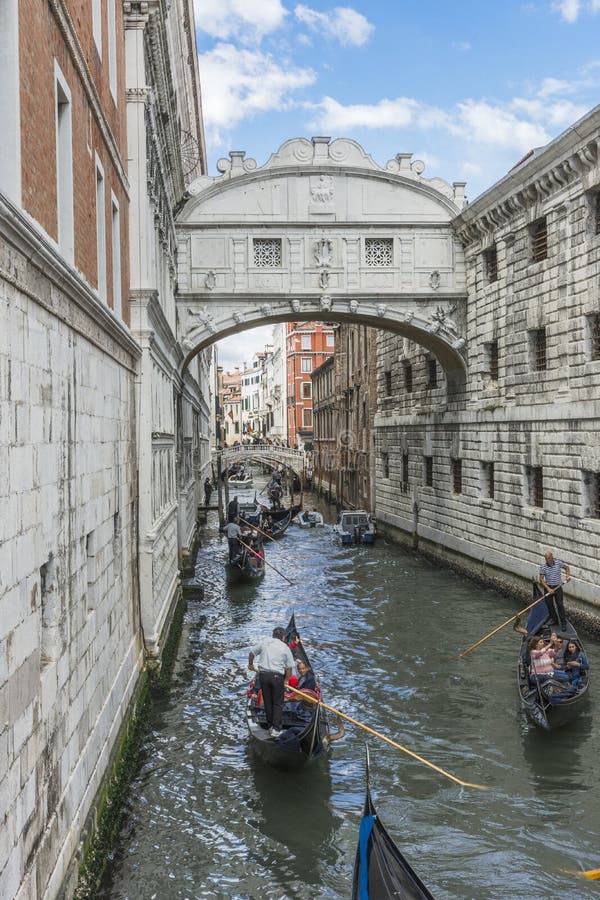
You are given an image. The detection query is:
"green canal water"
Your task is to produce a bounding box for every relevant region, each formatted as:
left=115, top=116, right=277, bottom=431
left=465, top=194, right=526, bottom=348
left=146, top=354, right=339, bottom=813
left=101, top=487, right=600, bottom=899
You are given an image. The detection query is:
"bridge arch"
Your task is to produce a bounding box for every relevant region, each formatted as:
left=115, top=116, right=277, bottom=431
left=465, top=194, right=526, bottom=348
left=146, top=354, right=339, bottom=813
left=176, top=136, right=468, bottom=392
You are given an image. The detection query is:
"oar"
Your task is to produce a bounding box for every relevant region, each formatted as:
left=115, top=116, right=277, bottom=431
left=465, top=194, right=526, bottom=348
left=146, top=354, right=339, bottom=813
left=286, top=686, right=486, bottom=790
left=239, top=516, right=276, bottom=544
left=458, top=585, right=561, bottom=658
left=238, top=538, right=294, bottom=586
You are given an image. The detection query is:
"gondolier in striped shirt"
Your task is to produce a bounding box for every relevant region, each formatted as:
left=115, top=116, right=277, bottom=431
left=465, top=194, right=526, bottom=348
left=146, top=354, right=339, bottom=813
left=248, top=627, right=294, bottom=738
left=539, top=550, right=571, bottom=631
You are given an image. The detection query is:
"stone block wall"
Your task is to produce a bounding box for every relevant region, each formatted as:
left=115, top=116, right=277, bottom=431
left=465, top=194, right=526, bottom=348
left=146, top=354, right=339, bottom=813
left=0, top=202, right=141, bottom=897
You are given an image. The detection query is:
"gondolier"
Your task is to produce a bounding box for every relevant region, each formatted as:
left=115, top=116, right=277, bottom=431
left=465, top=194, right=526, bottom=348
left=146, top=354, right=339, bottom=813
left=224, top=519, right=242, bottom=561
left=539, top=550, right=570, bottom=631
left=248, top=627, right=294, bottom=738
left=227, top=495, right=240, bottom=523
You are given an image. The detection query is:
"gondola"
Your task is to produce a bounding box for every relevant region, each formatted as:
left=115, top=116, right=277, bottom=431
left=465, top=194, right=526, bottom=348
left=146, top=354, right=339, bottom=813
left=261, top=501, right=302, bottom=522
left=517, top=583, right=590, bottom=730
left=352, top=749, right=434, bottom=900
left=226, top=539, right=265, bottom=584
left=246, top=614, right=333, bottom=771
left=263, top=510, right=292, bottom=540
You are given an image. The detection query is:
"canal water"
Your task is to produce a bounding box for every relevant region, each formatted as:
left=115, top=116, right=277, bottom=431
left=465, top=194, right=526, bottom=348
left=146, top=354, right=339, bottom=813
left=101, top=485, right=600, bottom=899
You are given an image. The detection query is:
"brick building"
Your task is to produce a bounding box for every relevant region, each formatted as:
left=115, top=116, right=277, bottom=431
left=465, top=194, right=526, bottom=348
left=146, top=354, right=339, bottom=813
left=286, top=321, right=335, bottom=448
left=312, top=356, right=336, bottom=499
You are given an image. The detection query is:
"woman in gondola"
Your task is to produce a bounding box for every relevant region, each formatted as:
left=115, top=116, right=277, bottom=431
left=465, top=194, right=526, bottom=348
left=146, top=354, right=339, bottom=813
left=562, top=640, right=589, bottom=683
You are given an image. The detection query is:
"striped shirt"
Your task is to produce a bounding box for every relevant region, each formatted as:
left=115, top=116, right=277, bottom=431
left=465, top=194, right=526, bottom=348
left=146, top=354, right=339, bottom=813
left=539, top=558, right=566, bottom=587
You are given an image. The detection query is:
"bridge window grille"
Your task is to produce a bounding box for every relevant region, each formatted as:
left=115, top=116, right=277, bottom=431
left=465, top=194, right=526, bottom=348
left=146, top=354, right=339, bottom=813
left=582, top=470, right=600, bottom=518
left=526, top=465, right=544, bottom=507
left=587, top=313, right=600, bottom=360
left=253, top=238, right=282, bottom=267
left=452, top=458, right=462, bottom=494
left=485, top=340, right=499, bottom=380
left=403, top=361, right=413, bottom=393
left=423, top=455, right=433, bottom=487
left=484, top=246, right=498, bottom=283
left=382, top=452, right=389, bottom=479
left=384, top=369, right=392, bottom=396
left=401, top=452, right=409, bottom=491
left=529, top=328, right=547, bottom=371
left=481, top=461, right=494, bottom=499
left=365, top=238, right=393, bottom=267
left=531, top=217, right=548, bottom=262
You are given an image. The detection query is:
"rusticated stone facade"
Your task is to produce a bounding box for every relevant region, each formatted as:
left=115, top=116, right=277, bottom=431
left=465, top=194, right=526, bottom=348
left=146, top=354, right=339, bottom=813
left=374, top=106, right=600, bottom=607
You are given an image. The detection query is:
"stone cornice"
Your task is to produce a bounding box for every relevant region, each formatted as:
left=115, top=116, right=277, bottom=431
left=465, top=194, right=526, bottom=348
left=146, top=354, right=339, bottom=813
left=453, top=105, right=600, bottom=247
left=49, top=0, right=130, bottom=195
left=0, top=192, right=141, bottom=366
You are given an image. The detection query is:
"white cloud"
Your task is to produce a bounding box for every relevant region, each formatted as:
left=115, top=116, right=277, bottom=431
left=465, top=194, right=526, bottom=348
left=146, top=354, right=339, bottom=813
left=455, top=100, right=551, bottom=149
left=194, top=0, right=287, bottom=43
left=511, top=97, right=588, bottom=127
left=552, top=0, right=582, bottom=21
left=309, top=95, right=418, bottom=131
left=451, top=41, right=472, bottom=51
left=217, top=326, right=275, bottom=370
left=537, top=76, right=577, bottom=96
left=199, top=43, right=316, bottom=139
left=294, top=4, right=374, bottom=46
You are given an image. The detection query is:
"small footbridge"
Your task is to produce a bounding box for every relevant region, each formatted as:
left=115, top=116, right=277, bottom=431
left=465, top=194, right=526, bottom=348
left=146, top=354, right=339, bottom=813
left=213, top=444, right=308, bottom=480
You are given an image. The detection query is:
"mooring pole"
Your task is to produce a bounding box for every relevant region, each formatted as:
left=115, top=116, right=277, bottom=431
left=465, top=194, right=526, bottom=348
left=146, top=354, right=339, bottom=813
left=216, top=455, right=224, bottom=527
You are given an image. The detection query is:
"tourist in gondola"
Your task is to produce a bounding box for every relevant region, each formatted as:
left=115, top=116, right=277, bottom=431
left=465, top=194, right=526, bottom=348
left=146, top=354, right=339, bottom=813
left=204, top=477, right=212, bottom=506
left=224, top=518, right=242, bottom=561
left=296, top=659, right=317, bottom=693
left=227, top=495, right=240, bottom=523
left=248, top=627, right=294, bottom=738
left=539, top=550, right=571, bottom=631
left=528, top=636, right=556, bottom=682
left=562, top=640, right=589, bottom=683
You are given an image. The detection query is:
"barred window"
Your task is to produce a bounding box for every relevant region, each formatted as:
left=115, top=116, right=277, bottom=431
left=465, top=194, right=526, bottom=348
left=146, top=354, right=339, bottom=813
left=382, top=452, right=389, bottom=479
left=484, top=246, right=498, bottom=283
left=481, top=461, right=494, bottom=499
left=384, top=370, right=392, bottom=396
left=452, top=458, right=462, bottom=494
left=531, top=217, right=547, bottom=262
left=529, top=328, right=547, bottom=371
left=365, top=238, right=393, bottom=267
left=423, top=455, right=433, bottom=487
left=402, top=452, right=409, bottom=491
left=426, top=357, right=437, bottom=388
left=253, top=238, right=282, bottom=267
left=582, top=470, right=600, bottom=518
left=587, top=313, right=600, bottom=361
left=526, top=466, right=544, bottom=507
left=404, top=361, right=413, bottom=393
left=485, top=340, right=499, bottom=380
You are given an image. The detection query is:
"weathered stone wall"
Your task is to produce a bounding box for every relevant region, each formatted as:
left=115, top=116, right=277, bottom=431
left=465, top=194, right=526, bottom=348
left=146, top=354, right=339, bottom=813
left=0, top=200, right=141, bottom=897
left=374, top=108, right=600, bottom=608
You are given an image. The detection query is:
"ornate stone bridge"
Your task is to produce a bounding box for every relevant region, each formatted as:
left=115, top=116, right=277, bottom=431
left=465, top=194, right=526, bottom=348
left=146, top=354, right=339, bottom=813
left=214, top=443, right=307, bottom=479
left=175, top=137, right=469, bottom=392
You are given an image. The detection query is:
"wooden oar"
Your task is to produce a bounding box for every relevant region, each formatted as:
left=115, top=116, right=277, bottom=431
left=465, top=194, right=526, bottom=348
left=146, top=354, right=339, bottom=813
left=458, top=585, right=561, bottom=658
left=239, top=516, right=276, bottom=544
left=286, top=686, right=486, bottom=790
left=237, top=538, right=294, bottom=586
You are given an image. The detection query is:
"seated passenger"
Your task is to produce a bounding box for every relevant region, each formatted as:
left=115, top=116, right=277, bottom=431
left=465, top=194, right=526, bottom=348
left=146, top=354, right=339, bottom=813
left=563, top=640, right=589, bottom=682
left=550, top=632, right=566, bottom=666
left=296, top=659, right=317, bottom=693
left=528, top=637, right=556, bottom=682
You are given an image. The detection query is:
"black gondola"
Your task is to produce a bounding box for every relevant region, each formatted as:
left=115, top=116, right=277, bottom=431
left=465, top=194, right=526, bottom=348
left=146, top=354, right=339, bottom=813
left=352, top=749, right=434, bottom=900
left=263, top=510, right=292, bottom=540
left=517, top=583, right=590, bottom=730
left=262, top=502, right=302, bottom=522
left=246, top=614, right=332, bottom=771
left=226, top=537, right=265, bottom=584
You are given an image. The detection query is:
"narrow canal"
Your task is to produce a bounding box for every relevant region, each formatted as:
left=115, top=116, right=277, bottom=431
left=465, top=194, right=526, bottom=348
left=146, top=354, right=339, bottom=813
left=101, top=486, right=600, bottom=899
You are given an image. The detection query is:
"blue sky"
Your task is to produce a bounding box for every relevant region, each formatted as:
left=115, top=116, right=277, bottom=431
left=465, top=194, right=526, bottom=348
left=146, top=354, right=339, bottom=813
left=193, top=0, right=600, bottom=366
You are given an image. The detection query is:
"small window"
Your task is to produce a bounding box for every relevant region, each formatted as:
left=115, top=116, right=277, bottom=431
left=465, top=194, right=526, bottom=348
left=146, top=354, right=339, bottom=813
left=526, top=466, right=544, bottom=507
left=301, top=382, right=312, bottom=399
left=384, top=370, right=392, bottom=396
left=401, top=452, right=409, bottom=491
left=529, top=328, right=547, bottom=371
left=301, top=358, right=312, bottom=373
left=301, top=334, right=312, bottom=350
left=484, top=246, right=498, bottom=283
left=403, top=361, right=413, bottom=393
left=485, top=340, right=499, bottom=381
left=531, top=217, right=547, bottom=262
left=40, top=557, right=58, bottom=666
left=426, top=357, right=437, bottom=388
left=481, top=461, right=494, bottom=499
left=382, top=452, right=389, bottom=479
left=253, top=238, right=282, bottom=267
left=55, top=65, right=74, bottom=262
left=86, top=531, right=96, bottom=611
left=302, top=408, right=313, bottom=427
left=365, top=237, right=393, bottom=267
left=111, top=194, right=121, bottom=317
left=92, top=0, right=102, bottom=55
left=452, top=458, right=462, bottom=494
left=423, top=456, right=433, bottom=487
left=95, top=156, right=107, bottom=302
left=587, top=313, right=600, bottom=361
left=582, top=470, right=600, bottom=518
left=107, top=0, right=117, bottom=99
left=326, top=332, right=335, bottom=347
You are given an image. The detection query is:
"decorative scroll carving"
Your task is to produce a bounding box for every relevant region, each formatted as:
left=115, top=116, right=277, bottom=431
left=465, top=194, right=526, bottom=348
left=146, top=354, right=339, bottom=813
left=187, top=306, right=216, bottom=334
left=429, top=270, right=441, bottom=290
left=311, top=175, right=334, bottom=203
left=314, top=238, right=333, bottom=267
left=204, top=270, right=216, bottom=290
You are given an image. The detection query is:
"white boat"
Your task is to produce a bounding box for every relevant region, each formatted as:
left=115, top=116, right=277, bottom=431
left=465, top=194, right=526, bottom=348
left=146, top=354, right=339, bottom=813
left=228, top=474, right=253, bottom=487
left=295, top=509, right=324, bottom=528
left=333, top=510, right=376, bottom=545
